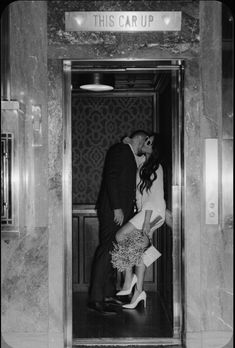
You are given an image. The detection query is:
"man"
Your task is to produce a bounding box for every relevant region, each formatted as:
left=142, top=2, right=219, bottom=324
left=88, top=130, right=148, bottom=314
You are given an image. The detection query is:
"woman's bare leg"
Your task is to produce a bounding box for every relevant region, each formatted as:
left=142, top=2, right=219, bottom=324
left=115, top=222, right=148, bottom=293
left=121, top=268, right=133, bottom=290
left=115, top=222, right=136, bottom=290
left=116, top=222, right=138, bottom=290
left=130, top=260, right=146, bottom=303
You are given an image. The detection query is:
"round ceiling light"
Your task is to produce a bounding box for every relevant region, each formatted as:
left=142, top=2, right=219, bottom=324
left=79, top=72, right=114, bottom=92
left=80, top=84, right=114, bottom=92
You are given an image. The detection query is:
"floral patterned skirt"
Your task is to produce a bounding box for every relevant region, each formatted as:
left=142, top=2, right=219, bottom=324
left=110, top=229, right=150, bottom=272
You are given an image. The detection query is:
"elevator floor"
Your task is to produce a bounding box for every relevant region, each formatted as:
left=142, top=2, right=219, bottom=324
left=73, top=291, right=173, bottom=339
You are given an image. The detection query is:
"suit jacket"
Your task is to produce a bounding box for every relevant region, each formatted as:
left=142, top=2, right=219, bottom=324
left=96, top=142, right=137, bottom=223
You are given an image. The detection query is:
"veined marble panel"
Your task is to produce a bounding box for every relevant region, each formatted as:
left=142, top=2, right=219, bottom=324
left=185, top=331, right=233, bottom=348
left=47, top=0, right=199, bottom=59
left=184, top=58, right=202, bottom=333
left=2, top=333, right=48, bottom=348
left=10, top=0, right=48, bottom=228
left=198, top=1, right=233, bottom=334
left=1, top=228, right=48, bottom=332
left=48, top=59, right=65, bottom=344
left=201, top=229, right=233, bottom=331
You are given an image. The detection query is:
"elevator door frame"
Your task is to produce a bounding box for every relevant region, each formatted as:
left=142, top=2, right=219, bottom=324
left=63, top=59, right=185, bottom=347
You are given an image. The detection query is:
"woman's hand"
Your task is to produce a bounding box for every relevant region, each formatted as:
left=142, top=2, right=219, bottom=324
left=122, top=136, right=131, bottom=144
left=147, top=230, right=153, bottom=244
left=142, top=222, right=152, bottom=245
left=142, top=222, right=150, bottom=237
left=142, top=210, right=152, bottom=240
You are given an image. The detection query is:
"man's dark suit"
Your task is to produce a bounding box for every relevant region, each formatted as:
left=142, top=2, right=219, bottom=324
left=89, top=142, right=137, bottom=303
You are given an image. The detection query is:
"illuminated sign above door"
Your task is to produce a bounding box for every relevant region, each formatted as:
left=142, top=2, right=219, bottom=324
left=65, top=11, right=182, bottom=32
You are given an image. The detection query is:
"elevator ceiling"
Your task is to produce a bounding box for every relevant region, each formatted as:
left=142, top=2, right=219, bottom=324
left=71, top=60, right=173, bottom=92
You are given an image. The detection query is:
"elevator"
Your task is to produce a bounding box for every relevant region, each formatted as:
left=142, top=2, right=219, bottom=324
left=0, top=2, right=233, bottom=348
left=63, top=59, right=184, bottom=346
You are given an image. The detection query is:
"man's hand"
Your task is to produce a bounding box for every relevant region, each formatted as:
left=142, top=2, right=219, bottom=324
left=114, top=209, right=124, bottom=226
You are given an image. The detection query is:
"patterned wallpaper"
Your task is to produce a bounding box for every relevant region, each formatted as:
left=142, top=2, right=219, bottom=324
left=72, top=95, right=153, bottom=204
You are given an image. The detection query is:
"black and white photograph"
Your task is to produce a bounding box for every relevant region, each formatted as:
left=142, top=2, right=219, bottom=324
left=1, top=1, right=233, bottom=348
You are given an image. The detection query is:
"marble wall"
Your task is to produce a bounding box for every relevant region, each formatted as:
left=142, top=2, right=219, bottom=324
left=1, top=1, right=233, bottom=348
left=1, top=228, right=48, bottom=332
left=47, top=59, right=65, bottom=348
left=48, top=0, right=199, bottom=60
left=1, top=1, right=49, bottom=348
left=184, top=3, right=233, bottom=347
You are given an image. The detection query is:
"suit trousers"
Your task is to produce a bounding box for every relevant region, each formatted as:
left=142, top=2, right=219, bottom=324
left=89, top=210, right=120, bottom=302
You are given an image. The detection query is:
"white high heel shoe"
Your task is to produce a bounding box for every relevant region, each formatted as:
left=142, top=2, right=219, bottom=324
left=122, top=290, right=147, bottom=309
left=116, top=274, right=137, bottom=296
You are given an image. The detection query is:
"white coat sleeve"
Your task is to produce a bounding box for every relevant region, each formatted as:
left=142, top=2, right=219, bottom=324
left=141, top=165, right=166, bottom=220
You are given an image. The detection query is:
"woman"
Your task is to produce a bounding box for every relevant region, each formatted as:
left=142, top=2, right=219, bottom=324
left=111, top=133, right=166, bottom=309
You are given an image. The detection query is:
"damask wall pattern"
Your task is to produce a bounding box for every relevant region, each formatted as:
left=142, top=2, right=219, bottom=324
left=72, top=95, right=153, bottom=204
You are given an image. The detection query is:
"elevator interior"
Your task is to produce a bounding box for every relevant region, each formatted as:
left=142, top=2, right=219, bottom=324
left=68, top=60, right=184, bottom=344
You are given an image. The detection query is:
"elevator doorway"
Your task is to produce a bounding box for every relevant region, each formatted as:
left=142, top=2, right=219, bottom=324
left=63, top=60, right=184, bottom=346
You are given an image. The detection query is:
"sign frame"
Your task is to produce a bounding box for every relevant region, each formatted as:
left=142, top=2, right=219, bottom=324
left=65, top=11, right=182, bottom=32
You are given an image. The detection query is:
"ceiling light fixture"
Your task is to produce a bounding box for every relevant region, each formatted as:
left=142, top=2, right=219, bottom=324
left=80, top=72, right=114, bottom=92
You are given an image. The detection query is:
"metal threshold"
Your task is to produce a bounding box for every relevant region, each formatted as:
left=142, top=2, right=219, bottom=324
left=73, top=337, right=181, bottom=346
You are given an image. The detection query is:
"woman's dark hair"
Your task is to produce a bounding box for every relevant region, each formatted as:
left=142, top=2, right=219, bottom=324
left=138, top=133, right=161, bottom=194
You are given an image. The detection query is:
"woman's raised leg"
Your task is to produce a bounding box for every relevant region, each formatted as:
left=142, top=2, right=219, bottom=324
left=130, top=260, right=146, bottom=304
left=115, top=221, right=135, bottom=242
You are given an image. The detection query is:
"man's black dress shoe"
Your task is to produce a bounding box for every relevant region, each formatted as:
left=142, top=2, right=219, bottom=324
left=88, top=301, right=117, bottom=315
left=104, top=296, right=124, bottom=306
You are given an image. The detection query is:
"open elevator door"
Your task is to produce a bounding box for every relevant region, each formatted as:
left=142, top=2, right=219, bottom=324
left=63, top=60, right=184, bottom=346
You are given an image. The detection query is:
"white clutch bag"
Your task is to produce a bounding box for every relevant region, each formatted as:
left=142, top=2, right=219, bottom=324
left=142, top=245, right=161, bottom=267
